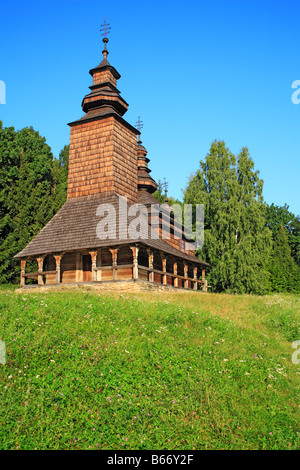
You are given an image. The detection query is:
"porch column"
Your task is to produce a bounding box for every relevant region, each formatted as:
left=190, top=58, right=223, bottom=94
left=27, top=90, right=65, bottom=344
left=193, top=265, right=198, bottom=291
left=161, top=254, right=167, bottom=285
left=109, top=248, right=118, bottom=280
left=147, top=249, right=154, bottom=282
left=20, top=259, right=26, bottom=287
left=130, top=246, right=139, bottom=280
left=173, top=260, right=178, bottom=287
left=184, top=262, right=189, bottom=289
left=75, top=252, right=82, bottom=282
left=37, top=255, right=45, bottom=285
left=89, top=251, right=98, bottom=282
left=54, top=254, right=62, bottom=284
left=97, top=249, right=102, bottom=281
left=202, top=268, right=207, bottom=292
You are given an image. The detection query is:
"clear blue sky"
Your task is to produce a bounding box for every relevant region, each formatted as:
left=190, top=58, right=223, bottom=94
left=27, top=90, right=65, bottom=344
left=1, top=0, right=299, bottom=215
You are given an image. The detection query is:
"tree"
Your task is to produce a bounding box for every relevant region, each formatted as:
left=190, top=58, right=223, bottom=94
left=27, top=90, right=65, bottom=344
left=152, top=179, right=167, bottom=203
left=184, top=140, right=272, bottom=294
left=52, top=144, right=69, bottom=211
left=153, top=178, right=182, bottom=206
left=269, top=224, right=300, bottom=292
left=265, top=203, right=300, bottom=266
left=0, top=122, right=68, bottom=283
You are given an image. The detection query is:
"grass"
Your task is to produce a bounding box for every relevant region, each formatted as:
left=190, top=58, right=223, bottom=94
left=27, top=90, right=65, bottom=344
left=0, top=286, right=299, bottom=450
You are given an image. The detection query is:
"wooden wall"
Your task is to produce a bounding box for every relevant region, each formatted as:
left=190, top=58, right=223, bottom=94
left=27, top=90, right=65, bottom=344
left=68, top=117, right=138, bottom=203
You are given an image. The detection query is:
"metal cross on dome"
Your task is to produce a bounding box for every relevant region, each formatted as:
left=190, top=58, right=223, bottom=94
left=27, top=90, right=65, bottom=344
left=163, top=178, right=169, bottom=197
left=135, top=116, right=143, bottom=132
left=100, top=18, right=111, bottom=38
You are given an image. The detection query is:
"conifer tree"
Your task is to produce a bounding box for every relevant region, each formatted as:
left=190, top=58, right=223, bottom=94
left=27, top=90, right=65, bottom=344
left=265, top=203, right=300, bottom=266
left=268, top=224, right=300, bottom=292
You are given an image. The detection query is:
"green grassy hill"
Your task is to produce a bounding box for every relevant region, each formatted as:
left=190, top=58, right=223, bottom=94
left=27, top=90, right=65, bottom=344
left=0, top=287, right=299, bottom=450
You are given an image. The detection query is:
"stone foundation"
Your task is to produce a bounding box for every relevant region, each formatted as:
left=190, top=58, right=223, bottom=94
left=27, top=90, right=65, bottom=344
left=15, top=279, right=204, bottom=294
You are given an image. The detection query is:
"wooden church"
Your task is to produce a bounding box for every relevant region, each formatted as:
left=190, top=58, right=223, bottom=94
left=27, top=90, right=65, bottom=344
left=15, top=27, right=209, bottom=291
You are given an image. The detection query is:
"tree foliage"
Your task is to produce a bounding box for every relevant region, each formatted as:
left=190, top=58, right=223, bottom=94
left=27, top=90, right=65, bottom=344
left=265, top=203, right=300, bottom=266
left=0, top=122, right=68, bottom=283
left=268, top=224, right=300, bottom=292
left=184, top=140, right=273, bottom=294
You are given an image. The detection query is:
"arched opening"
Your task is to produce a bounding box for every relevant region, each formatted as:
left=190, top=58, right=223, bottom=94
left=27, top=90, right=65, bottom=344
left=118, top=246, right=133, bottom=281
left=188, top=264, right=193, bottom=289
left=153, top=252, right=163, bottom=284
left=61, top=252, right=76, bottom=283
left=101, top=248, right=112, bottom=266
left=44, top=254, right=56, bottom=284
left=138, top=246, right=149, bottom=281
left=166, top=256, right=174, bottom=286
left=25, top=259, right=39, bottom=285
left=138, top=246, right=148, bottom=267
left=118, top=246, right=133, bottom=265
left=177, top=260, right=184, bottom=288
left=100, top=248, right=113, bottom=281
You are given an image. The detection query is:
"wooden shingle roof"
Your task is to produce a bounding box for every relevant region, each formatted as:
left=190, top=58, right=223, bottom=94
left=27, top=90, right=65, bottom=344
left=14, top=192, right=209, bottom=266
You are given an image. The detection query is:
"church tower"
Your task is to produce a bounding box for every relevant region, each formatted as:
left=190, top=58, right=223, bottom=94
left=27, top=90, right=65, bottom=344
left=67, top=30, right=139, bottom=203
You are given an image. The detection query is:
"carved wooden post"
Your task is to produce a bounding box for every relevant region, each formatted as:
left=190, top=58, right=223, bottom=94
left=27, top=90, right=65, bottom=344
left=54, top=254, right=62, bottom=284
left=37, top=256, right=45, bottom=285
left=97, top=249, right=102, bottom=281
left=202, top=268, right=207, bottom=292
left=173, top=260, right=178, bottom=287
left=130, top=246, right=139, bottom=280
left=147, top=248, right=154, bottom=282
left=20, top=259, right=26, bottom=287
left=184, top=262, right=189, bottom=289
left=193, top=265, right=198, bottom=291
left=89, top=251, right=98, bottom=282
left=161, top=254, right=167, bottom=285
left=75, top=252, right=82, bottom=282
left=109, top=248, right=118, bottom=280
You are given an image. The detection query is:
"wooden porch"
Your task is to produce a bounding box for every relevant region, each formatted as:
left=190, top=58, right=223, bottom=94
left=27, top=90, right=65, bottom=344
left=20, top=244, right=209, bottom=292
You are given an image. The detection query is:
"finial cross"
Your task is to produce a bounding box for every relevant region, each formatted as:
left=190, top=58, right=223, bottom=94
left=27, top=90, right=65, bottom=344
left=163, top=178, right=169, bottom=197
left=100, top=18, right=111, bottom=38
left=135, top=116, right=143, bottom=132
